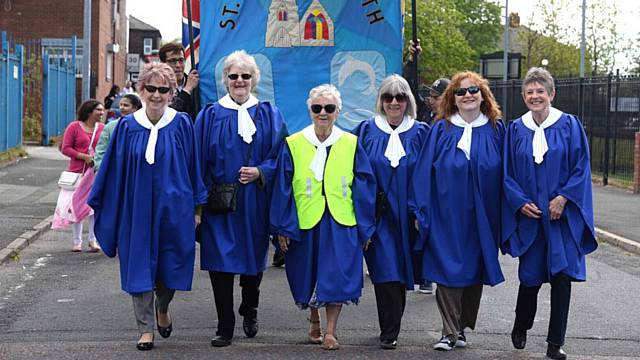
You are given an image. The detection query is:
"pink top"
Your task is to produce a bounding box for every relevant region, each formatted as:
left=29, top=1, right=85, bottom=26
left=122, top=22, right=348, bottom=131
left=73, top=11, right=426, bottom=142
left=61, top=120, right=104, bottom=173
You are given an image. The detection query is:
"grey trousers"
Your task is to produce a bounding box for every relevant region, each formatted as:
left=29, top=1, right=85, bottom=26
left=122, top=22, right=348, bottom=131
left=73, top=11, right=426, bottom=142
left=131, top=282, right=176, bottom=333
left=435, top=283, right=483, bottom=338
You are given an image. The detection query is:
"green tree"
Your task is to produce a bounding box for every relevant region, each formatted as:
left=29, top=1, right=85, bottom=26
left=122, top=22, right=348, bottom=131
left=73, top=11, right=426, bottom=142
left=586, top=1, right=618, bottom=74
left=453, top=0, right=503, bottom=60
left=404, top=0, right=475, bottom=81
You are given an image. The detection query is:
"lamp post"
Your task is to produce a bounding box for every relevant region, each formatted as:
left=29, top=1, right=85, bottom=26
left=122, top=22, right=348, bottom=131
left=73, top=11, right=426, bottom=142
left=541, top=58, right=549, bottom=68
left=502, top=0, right=509, bottom=120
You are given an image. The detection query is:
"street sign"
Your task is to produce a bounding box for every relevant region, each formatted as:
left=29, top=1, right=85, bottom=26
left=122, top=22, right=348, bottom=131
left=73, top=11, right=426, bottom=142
left=126, top=54, right=140, bottom=73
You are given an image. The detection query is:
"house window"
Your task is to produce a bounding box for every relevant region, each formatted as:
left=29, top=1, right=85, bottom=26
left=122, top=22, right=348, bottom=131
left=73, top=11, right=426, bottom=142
left=143, top=38, right=152, bottom=55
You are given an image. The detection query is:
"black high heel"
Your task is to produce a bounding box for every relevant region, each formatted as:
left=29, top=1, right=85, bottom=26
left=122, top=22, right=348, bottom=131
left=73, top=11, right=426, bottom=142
left=136, top=333, right=154, bottom=351
left=156, top=309, right=173, bottom=338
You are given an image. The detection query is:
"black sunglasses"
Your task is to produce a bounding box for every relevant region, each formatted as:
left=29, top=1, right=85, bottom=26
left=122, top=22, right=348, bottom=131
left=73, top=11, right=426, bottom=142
left=228, top=73, right=252, bottom=80
left=454, top=86, right=481, bottom=96
left=144, top=85, right=171, bottom=94
left=310, top=104, right=337, bottom=114
left=381, top=93, right=408, bottom=103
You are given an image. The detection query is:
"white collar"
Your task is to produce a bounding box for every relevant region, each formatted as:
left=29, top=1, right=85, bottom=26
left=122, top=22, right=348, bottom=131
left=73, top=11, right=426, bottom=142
left=219, top=94, right=259, bottom=143
left=374, top=115, right=414, bottom=167
left=133, top=107, right=177, bottom=165
left=450, top=113, right=488, bottom=160
left=521, top=107, right=563, bottom=164
left=301, top=125, right=344, bottom=181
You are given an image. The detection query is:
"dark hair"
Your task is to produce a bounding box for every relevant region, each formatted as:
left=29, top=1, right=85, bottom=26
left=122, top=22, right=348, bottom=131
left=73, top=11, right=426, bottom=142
left=158, top=43, right=184, bottom=62
left=107, top=85, right=120, bottom=97
left=122, top=94, right=142, bottom=110
left=77, top=99, right=103, bottom=122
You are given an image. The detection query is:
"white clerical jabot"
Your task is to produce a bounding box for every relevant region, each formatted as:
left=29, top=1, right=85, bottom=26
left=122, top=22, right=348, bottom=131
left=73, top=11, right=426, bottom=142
left=302, top=124, right=344, bottom=181
left=219, top=93, right=259, bottom=144
left=521, top=107, right=563, bottom=164
left=450, top=113, right=488, bottom=160
left=374, top=115, right=414, bottom=168
left=134, top=107, right=176, bottom=165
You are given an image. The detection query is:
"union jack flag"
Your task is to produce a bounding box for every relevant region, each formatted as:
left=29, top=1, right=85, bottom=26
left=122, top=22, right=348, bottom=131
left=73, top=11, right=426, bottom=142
left=182, top=0, right=200, bottom=73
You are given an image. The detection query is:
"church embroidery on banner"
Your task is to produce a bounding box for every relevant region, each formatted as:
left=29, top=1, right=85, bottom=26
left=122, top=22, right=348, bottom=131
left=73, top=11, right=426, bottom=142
left=265, top=0, right=335, bottom=47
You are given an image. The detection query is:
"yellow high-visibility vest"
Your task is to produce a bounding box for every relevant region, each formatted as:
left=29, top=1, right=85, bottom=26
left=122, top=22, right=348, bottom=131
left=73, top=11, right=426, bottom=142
left=286, top=131, right=357, bottom=229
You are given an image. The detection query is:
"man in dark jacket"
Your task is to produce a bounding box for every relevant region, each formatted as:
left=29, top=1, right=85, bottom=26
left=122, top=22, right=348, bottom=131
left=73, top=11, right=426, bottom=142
left=159, top=43, right=199, bottom=121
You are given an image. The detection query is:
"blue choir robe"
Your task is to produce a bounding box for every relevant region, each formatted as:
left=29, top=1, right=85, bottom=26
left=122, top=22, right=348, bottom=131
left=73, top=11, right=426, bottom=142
left=410, top=120, right=505, bottom=287
left=502, top=113, right=597, bottom=287
left=195, top=101, right=287, bottom=275
left=270, top=141, right=376, bottom=306
left=88, top=111, right=208, bottom=294
left=353, top=118, right=428, bottom=289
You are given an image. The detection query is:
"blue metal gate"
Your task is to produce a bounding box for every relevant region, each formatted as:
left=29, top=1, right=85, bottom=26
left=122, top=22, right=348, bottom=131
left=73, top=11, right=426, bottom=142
left=42, top=37, right=76, bottom=145
left=0, top=32, right=24, bottom=152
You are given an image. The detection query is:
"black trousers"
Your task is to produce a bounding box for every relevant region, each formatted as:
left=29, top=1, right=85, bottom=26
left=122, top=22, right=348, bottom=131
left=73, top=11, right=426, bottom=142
left=209, top=271, right=263, bottom=339
left=373, top=282, right=407, bottom=341
left=514, top=272, right=572, bottom=346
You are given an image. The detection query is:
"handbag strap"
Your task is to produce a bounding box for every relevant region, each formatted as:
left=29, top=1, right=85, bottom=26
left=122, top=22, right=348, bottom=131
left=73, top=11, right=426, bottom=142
left=81, top=124, right=99, bottom=175
left=243, top=102, right=260, bottom=166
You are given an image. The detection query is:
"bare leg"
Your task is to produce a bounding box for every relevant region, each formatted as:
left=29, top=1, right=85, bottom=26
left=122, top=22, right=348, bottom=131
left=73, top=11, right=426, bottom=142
left=323, top=305, right=342, bottom=350
left=308, top=308, right=322, bottom=344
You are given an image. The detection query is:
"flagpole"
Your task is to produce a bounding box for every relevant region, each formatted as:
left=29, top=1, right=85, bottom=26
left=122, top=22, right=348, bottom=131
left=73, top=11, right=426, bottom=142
left=410, top=0, right=419, bottom=94
left=186, top=0, right=200, bottom=112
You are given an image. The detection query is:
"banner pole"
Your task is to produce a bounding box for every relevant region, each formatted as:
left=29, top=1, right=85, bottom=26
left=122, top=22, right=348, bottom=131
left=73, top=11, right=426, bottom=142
left=411, top=0, right=419, bottom=94
left=186, top=0, right=200, bottom=112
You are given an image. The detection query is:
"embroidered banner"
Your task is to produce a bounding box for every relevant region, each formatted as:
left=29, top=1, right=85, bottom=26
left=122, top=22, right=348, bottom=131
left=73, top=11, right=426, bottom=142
left=196, top=0, right=404, bottom=131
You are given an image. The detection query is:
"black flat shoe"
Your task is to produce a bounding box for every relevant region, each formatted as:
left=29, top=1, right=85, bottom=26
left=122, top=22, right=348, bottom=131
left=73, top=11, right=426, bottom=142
left=243, top=317, right=258, bottom=338
left=546, top=344, right=567, bottom=360
left=211, top=335, right=232, bottom=347
left=136, top=334, right=154, bottom=351
left=511, top=328, right=527, bottom=349
left=156, top=309, right=173, bottom=338
left=272, top=252, right=285, bottom=267
left=380, top=339, right=397, bottom=349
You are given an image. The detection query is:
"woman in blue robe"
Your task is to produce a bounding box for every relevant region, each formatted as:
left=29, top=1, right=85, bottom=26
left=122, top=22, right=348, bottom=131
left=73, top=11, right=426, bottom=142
left=353, top=75, right=428, bottom=350
left=194, top=50, right=287, bottom=347
left=503, top=67, right=597, bottom=360
left=411, top=71, right=505, bottom=351
left=271, top=84, right=376, bottom=351
left=88, top=63, right=208, bottom=351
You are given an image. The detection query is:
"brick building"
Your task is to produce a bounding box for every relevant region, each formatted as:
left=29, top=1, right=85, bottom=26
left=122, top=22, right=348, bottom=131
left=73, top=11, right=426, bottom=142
left=0, top=0, right=128, bottom=102
left=128, top=16, right=162, bottom=81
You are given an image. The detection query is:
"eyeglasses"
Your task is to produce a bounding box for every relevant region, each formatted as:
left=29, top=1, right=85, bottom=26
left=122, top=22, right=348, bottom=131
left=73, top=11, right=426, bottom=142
left=310, top=104, right=337, bottom=114
left=144, top=85, right=171, bottom=94
left=228, top=73, right=253, bottom=80
left=453, top=86, right=481, bottom=96
left=381, top=93, right=408, bottom=103
left=165, top=58, right=185, bottom=65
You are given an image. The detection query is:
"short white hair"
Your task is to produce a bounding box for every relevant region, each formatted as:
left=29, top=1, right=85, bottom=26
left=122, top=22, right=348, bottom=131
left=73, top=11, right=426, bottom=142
left=306, top=84, right=342, bottom=110
left=222, top=50, right=261, bottom=92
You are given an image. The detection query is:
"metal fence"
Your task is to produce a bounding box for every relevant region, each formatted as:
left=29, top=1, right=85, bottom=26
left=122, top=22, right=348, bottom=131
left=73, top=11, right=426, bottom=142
left=491, top=73, right=640, bottom=186
left=42, top=39, right=77, bottom=145
left=0, top=32, right=23, bottom=153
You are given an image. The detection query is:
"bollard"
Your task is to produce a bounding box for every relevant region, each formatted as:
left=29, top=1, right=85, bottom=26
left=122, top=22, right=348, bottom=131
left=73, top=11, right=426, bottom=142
left=635, top=132, right=640, bottom=194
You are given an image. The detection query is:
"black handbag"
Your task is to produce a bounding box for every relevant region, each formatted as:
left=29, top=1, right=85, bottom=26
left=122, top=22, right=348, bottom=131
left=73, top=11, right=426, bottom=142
left=205, top=102, right=260, bottom=214
left=206, top=182, right=239, bottom=214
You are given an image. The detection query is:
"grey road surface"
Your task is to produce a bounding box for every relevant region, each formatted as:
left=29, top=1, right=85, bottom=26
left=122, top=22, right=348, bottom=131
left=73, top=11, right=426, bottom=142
left=1, top=227, right=639, bottom=360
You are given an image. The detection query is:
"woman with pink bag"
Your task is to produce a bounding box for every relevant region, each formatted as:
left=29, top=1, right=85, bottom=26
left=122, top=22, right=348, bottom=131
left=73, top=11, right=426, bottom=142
left=52, top=99, right=105, bottom=252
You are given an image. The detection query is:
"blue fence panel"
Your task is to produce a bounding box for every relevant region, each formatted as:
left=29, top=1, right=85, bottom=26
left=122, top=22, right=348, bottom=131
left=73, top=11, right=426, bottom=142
left=0, top=32, right=24, bottom=152
left=42, top=40, right=76, bottom=145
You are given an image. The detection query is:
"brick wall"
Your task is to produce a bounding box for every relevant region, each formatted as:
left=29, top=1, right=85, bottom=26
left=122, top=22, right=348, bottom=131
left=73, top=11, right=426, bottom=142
left=0, top=0, right=127, bottom=104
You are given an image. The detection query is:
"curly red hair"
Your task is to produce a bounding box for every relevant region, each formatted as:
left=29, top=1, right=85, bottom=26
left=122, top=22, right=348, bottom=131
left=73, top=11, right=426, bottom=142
left=437, top=71, right=502, bottom=125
